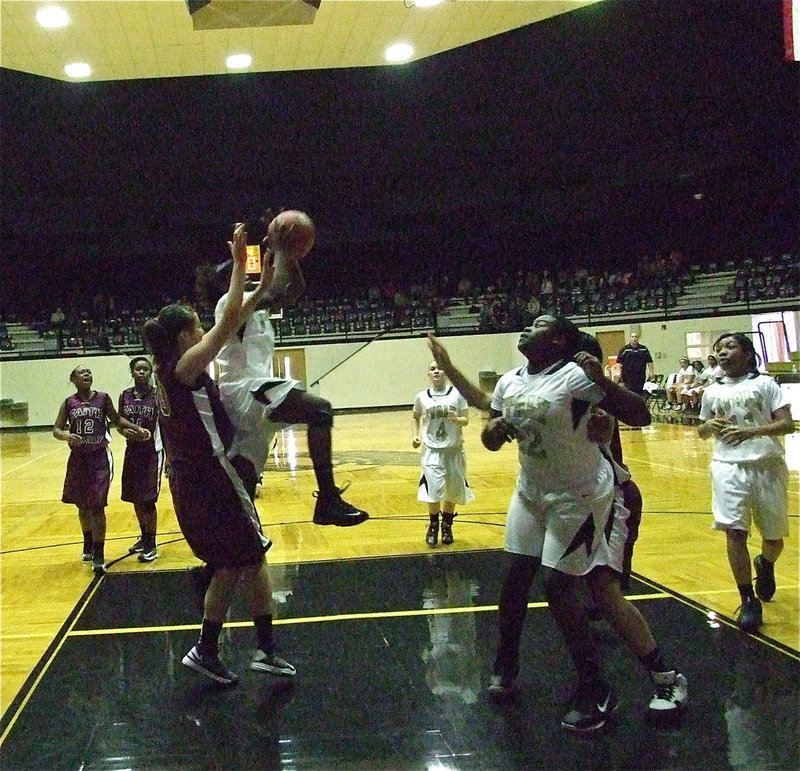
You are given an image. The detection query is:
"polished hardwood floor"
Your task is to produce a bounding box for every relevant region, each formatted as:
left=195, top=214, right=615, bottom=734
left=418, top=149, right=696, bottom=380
left=2, top=411, right=798, bottom=720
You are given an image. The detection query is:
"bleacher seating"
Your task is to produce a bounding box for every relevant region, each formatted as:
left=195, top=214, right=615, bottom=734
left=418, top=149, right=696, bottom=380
left=1, top=250, right=796, bottom=358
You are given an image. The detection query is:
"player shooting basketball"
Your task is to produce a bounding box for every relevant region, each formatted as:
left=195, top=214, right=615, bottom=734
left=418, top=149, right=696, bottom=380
left=214, top=210, right=369, bottom=527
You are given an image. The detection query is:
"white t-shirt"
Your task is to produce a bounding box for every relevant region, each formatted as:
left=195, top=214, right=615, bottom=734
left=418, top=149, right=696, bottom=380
left=214, top=292, right=275, bottom=384
left=413, top=387, right=468, bottom=450
left=699, top=374, right=789, bottom=462
left=675, top=365, right=694, bottom=386
left=491, top=360, right=607, bottom=497
left=695, top=364, right=723, bottom=386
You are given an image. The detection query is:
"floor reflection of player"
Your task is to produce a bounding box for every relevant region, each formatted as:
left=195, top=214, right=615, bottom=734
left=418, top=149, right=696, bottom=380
left=722, top=637, right=795, bottom=770
left=421, top=567, right=481, bottom=705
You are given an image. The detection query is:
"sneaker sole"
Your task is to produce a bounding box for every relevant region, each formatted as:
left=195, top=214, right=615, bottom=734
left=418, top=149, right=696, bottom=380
left=182, top=655, right=238, bottom=685
left=561, top=704, right=619, bottom=734
left=312, top=514, right=369, bottom=527
left=138, top=553, right=159, bottom=563
left=250, top=662, right=297, bottom=676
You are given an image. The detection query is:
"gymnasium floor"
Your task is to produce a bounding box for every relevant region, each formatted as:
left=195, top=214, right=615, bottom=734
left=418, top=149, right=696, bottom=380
left=1, top=413, right=798, bottom=769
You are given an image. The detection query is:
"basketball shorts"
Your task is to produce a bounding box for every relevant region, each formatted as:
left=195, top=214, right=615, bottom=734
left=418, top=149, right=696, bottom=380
left=121, top=445, right=164, bottom=505
left=62, top=447, right=112, bottom=509
left=169, top=452, right=270, bottom=569
left=710, top=457, right=789, bottom=539
left=417, top=446, right=475, bottom=506
left=503, top=482, right=629, bottom=576
left=219, top=376, right=302, bottom=472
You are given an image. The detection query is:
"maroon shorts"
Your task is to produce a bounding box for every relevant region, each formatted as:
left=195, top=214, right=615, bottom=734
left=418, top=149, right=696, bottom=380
left=121, top=444, right=163, bottom=505
left=62, top=447, right=112, bottom=510
left=168, top=454, right=268, bottom=569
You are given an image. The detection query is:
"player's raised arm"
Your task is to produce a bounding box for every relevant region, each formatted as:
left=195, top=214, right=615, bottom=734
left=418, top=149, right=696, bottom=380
left=427, top=333, right=492, bottom=412
left=174, top=223, right=247, bottom=385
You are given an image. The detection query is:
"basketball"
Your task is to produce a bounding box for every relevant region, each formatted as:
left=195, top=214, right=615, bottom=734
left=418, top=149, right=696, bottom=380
left=268, top=209, right=316, bottom=258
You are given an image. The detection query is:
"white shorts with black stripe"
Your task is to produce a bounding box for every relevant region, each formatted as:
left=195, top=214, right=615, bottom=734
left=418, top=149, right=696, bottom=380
left=417, top=446, right=475, bottom=506
left=503, top=480, right=629, bottom=576
left=220, top=376, right=302, bottom=473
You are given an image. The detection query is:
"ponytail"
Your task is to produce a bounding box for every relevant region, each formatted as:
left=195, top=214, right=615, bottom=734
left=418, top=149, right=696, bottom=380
left=142, top=304, right=195, bottom=371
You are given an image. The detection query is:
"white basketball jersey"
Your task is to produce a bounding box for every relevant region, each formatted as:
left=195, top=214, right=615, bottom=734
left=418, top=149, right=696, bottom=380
left=491, top=360, right=607, bottom=497
left=700, top=374, right=789, bottom=462
left=215, top=292, right=276, bottom=384
left=413, top=387, right=468, bottom=450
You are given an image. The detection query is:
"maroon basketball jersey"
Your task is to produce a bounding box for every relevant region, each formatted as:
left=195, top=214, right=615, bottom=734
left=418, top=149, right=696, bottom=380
left=119, top=386, right=160, bottom=447
left=64, top=392, right=112, bottom=452
left=155, top=358, right=234, bottom=463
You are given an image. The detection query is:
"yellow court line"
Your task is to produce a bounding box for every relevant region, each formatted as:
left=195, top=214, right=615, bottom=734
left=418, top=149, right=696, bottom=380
left=0, top=447, right=64, bottom=478
left=681, top=585, right=799, bottom=599
left=625, top=458, right=710, bottom=477
left=0, top=579, right=105, bottom=745
left=64, top=592, right=670, bottom=638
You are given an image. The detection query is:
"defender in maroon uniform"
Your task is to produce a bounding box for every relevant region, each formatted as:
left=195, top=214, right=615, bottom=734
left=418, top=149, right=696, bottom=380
left=119, top=356, right=163, bottom=562
left=53, top=365, right=149, bottom=575
left=142, top=222, right=295, bottom=686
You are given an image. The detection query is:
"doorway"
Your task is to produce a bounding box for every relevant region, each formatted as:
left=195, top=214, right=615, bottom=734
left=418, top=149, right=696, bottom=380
left=273, top=347, right=307, bottom=383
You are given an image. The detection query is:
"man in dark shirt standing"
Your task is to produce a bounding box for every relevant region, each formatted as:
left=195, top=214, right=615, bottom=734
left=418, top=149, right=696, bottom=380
left=616, top=333, right=654, bottom=395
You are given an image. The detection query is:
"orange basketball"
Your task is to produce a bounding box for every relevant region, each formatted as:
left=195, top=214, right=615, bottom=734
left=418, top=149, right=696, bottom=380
left=267, top=210, right=316, bottom=259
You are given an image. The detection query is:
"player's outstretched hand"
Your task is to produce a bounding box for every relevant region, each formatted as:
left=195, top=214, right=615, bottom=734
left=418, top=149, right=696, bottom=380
left=228, top=222, right=247, bottom=265
left=427, top=333, right=453, bottom=370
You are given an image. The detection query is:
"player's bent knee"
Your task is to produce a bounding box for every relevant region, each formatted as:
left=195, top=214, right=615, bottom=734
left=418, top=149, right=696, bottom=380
left=307, top=402, right=333, bottom=428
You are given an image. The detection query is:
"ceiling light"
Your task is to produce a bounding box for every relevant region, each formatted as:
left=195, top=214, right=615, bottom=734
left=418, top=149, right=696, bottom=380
left=36, top=6, right=70, bottom=28
left=226, top=54, right=252, bottom=69
left=64, top=62, right=91, bottom=78
left=385, top=43, right=413, bottom=63
left=413, top=0, right=444, bottom=7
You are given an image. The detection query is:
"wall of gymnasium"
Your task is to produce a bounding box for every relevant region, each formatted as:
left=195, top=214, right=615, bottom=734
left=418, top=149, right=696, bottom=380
left=0, top=311, right=791, bottom=428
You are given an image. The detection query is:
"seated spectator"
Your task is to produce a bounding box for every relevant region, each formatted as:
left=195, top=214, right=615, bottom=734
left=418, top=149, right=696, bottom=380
left=666, top=357, right=694, bottom=410
left=679, top=360, right=705, bottom=411
left=684, top=354, right=722, bottom=411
